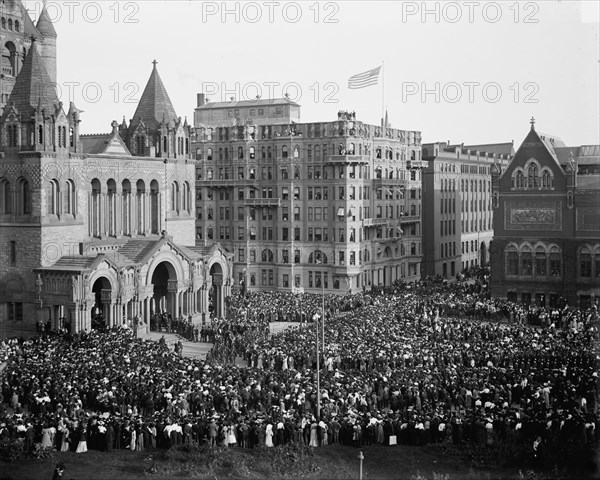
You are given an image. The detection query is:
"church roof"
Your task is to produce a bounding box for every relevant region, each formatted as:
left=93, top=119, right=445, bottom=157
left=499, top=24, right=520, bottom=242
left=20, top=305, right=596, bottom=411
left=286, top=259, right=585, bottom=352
left=35, top=4, right=57, bottom=37
left=80, top=126, right=132, bottom=156
left=3, top=43, right=59, bottom=119
left=129, top=62, right=178, bottom=132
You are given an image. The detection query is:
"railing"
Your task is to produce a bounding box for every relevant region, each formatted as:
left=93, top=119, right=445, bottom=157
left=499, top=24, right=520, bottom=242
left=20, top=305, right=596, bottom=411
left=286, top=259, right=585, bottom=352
left=363, top=218, right=388, bottom=227
left=244, top=198, right=281, bottom=207
left=399, top=215, right=420, bottom=223
left=327, top=155, right=370, bottom=164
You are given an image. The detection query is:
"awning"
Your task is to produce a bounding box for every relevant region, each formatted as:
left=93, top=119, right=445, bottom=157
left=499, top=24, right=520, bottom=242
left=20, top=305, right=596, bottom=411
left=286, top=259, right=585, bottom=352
left=250, top=227, right=257, bottom=235
left=337, top=207, right=345, bottom=216
left=348, top=208, right=355, bottom=217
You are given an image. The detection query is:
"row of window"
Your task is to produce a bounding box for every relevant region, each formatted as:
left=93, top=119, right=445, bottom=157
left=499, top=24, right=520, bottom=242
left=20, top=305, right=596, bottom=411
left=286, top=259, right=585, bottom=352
left=197, top=222, right=416, bottom=244
left=201, top=164, right=419, bottom=182
left=1, top=18, right=20, bottom=31
left=512, top=161, right=554, bottom=190
left=462, top=217, right=492, bottom=233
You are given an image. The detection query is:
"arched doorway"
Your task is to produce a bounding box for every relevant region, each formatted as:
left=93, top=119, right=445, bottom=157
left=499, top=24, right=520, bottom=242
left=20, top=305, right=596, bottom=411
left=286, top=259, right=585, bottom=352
left=480, top=242, right=488, bottom=266
left=151, top=261, right=178, bottom=318
left=91, top=277, right=111, bottom=329
left=209, top=263, right=223, bottom=319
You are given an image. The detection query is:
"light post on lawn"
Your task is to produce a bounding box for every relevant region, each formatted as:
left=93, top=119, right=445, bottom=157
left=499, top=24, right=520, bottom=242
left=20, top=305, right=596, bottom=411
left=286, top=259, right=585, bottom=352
left=313, top=312, right=321, bottom=421
left=358, top=450, right=364, bottom=480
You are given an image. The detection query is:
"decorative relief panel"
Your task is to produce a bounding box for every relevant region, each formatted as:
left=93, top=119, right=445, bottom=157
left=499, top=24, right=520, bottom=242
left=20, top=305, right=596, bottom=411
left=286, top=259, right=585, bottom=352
left=576, top=207, right=600, bottom=231
left=504, top=201, right=562, bottom=231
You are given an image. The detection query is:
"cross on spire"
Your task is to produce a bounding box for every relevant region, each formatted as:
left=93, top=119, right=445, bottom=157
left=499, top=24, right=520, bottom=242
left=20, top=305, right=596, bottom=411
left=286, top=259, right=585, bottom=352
left=152, top=59, right=158, bottom=69
left=530, top=116, right=535, bottom=130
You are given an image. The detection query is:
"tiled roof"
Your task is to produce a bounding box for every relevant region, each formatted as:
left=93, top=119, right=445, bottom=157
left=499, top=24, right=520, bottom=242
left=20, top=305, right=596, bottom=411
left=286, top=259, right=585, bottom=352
left=40, top=256, right=99, bottom=271
left=198, top=97, right=300, bottom=109
left=4, top=43, right=59, bottom=119
left=118, top=238, right=163, bottom=264
left=36, top=5, right=57, bottom=37
left=129, top=63, right=178, bottom=132
left=80, top=134, right=111, bottom=154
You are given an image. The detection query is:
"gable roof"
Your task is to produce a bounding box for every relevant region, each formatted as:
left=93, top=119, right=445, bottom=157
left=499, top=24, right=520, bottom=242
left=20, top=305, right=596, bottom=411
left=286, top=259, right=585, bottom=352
left=80, top=129, right=132, bottom=156
left=509, top=125, right=565, bottom=172
left=129, top=62, right=178, bottom=132
left=3, top=42, right=59, bottom=120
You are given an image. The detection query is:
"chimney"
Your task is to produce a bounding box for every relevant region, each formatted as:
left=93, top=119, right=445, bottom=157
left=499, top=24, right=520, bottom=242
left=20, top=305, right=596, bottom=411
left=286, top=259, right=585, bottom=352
left=197, top=93, right=206, bottom=107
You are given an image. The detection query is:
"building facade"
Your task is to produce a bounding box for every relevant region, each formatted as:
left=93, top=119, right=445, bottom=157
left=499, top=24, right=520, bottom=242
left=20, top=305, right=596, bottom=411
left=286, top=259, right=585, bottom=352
left=422, top=142, right=512, bottom=278
left=192, top=110, right=424, bottom=295
left=1, top=0, right=56, bottom=110
left=0, top=7, right=232, bottom=338
left=194, top=94, right=300, bottom=128
left=490, top=120, right=600, bottom=308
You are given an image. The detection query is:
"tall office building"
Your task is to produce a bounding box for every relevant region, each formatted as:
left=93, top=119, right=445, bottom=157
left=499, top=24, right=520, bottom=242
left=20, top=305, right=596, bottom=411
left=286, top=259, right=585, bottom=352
left=192, top=110, right=424, bottom=294
left=422, top=141, right=513, bottom=277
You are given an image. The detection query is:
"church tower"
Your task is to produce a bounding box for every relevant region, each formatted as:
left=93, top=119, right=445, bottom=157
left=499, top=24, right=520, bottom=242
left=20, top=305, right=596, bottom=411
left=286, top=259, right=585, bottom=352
left=1, top=0, right=54, bottom=111
left=125, top=60, right=191, bottom=159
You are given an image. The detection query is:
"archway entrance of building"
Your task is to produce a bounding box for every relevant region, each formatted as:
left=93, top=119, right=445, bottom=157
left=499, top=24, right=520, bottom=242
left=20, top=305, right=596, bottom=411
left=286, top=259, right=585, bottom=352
left=210, top=263, right=223, bottom=319
left=91, top=277, right=111, bottom=330
left=151, top=261, right=178, bottom=318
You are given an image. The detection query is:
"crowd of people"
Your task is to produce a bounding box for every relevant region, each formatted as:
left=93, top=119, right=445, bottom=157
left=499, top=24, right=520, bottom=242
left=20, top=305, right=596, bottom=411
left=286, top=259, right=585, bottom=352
left=0, top=276, right=598, bottom=466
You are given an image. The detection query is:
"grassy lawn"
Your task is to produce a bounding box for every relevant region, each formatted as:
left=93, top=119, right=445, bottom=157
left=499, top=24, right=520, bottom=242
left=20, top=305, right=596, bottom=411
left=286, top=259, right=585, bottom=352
left=1, top=443, right=590, bottom=480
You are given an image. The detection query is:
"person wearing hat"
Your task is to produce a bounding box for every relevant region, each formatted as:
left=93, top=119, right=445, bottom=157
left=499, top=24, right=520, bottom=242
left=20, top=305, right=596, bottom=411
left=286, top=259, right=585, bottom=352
left=51, top=463, right=65, bottom=480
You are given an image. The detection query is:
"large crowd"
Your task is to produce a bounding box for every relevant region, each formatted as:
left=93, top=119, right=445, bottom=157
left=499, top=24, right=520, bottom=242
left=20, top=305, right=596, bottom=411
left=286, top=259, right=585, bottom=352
left=0, top=276, right=598, bottom=463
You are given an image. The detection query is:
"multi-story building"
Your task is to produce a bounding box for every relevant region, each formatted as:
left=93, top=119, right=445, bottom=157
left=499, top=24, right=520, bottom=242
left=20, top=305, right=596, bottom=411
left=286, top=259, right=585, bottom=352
left=422, top=141, right=513, bottom=277
left=1, top=1, right=56, bottom=110
left=194, top=94, right=300, bottom=128
left=0, top=4, right=232, bottom=338
left=192, top=110, right=424, bottom=294
left=490, top=119, right=600, bottom=308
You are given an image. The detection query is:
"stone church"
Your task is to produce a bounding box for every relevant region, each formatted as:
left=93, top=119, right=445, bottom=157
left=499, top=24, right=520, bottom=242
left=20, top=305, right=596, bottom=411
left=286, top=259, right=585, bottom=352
left=0, top=2, right=233, bottom=336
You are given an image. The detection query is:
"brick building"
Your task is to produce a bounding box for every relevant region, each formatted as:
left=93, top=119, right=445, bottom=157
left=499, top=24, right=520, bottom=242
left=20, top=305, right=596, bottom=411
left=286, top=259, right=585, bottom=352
left=422, top=141, right=512, bottom=278
left=192, top=110, right=424, bottom=294
left=490, top=119, right=600, bottom=308
left=0, top=9, right=231, bottom=338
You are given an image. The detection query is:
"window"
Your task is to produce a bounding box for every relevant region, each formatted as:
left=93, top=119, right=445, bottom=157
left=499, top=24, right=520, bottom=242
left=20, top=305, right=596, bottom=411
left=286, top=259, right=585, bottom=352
left=527, top=163, right=539, bottom=188
left=580, top=251, right=592, bottom=278
left=9, top=240, right=16, bottom=265
left=507, top=249, right=519, bottom=275
left=535, top=249, right=546, bottom=276
left=294, top=249, right=300, bottom=263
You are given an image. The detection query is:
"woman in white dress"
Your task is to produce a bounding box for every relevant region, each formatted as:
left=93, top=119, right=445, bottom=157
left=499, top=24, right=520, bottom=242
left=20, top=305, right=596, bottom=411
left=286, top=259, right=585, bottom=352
left=309, top=421, right=319, bottom=447
left=227, top=424, right=237, bottom=447
left=265, top=423, right=274, bottom=447
left=41, top=423, right=53, bottom=448
left=130, top=426, right=137, bottom=451
left=75, top=424, right=88, bottom=453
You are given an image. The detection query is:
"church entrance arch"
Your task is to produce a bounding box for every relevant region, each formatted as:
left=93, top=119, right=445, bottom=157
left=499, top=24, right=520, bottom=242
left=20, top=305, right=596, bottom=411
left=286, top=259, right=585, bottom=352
left=91, top=277, right=112, bottom=330
left=150, top=261, right=178, bottom=318
left=209, top=262, right=224, bottom=319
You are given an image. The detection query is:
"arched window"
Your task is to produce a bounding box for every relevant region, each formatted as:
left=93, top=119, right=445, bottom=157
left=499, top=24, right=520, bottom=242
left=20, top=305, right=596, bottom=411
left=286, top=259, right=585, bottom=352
left=513, top=169, right=524, bottom=189
left=376, top=147, right=382, bottom=159
left=14, top=20, right=19, bottom=32
left=520, top=245, right=533, bottom=275
left=527, top=163, right=539, bottom=188
left=249, top=147, right=255, bottom=159
left=261, top=249, right=274, bottom=262
left=314, top=145, right=321, bottom=158
left=541, top=169, right=553, bottom=188
left=38, top=125, right=43, bottom=144
left=122, top=180, right=131, bottom=235
left=0, top=179, right=11, bottom=214
left=363, top=248, right=370, bottom=263
left=293, top=145, right=300, bottom=158
left=282, top=145, right=289, bottom=158
left=136, top=135, right=145, bottom=155
left=7, top=19, right=12, bottom=30
left=183, top=182, right=191, bottom=212
left=150, top=180, right=159, bottom=234
left=238, top=146, right=244, bottom=159
left=135, top=180, right=145, bottom=234
left=7, top=124, right=18, bottom=147
left=171, top=181, right=180, bottom=211
left=268, top=146, right=272, bottom=159
left=206, top=148, right=213, bottom=161
left=579, top=247, right=592, bottom=278
left=163, top=136, right=168, bottom=154
left=534, top=246, right=547, bottom=276
left=64, top=179, right=75, bottom=216
left=549, top=246, right=561, bottom=277
left=107, top=179, right=117, bottom=236
left=308, top=250, right=327, bottom=264
left=196, top=148, right=203, bottom=160
left=48, top=180, right=60, bottom=215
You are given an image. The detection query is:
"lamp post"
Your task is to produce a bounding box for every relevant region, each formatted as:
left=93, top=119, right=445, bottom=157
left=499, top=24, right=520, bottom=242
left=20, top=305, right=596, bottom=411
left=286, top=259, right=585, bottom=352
left=358, top=451, right=364, bottom=480
left=313, top=312, right=321, bottom=421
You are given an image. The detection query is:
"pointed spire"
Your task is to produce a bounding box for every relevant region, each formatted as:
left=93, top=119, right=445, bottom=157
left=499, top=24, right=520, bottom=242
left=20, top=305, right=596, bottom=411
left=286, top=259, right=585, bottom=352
left=385, top=109, right=389, bottom=129
left=129, top=61, right=178, bottom=133
left=3, top=44, right=59, bottom=120
left=530, top=116, right=535, bottom=131
left=36, top=0, right=58, bottom=38
left=120, top=116, right=128, bottom=129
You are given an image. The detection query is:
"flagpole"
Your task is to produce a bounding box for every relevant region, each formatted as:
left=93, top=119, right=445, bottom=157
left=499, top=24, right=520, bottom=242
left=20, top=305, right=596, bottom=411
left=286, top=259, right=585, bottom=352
left=381, top=61, right=385, bottom=127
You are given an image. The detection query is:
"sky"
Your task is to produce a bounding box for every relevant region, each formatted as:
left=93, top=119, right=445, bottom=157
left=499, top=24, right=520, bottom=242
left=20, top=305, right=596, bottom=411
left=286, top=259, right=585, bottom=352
left=19, top=0, right=600, bottom=147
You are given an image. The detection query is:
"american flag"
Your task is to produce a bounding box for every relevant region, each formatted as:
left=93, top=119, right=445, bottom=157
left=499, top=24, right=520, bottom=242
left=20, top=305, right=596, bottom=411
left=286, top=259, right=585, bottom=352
left=348, top=66, right=381, bottom=89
